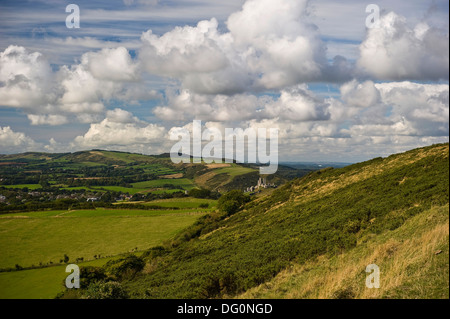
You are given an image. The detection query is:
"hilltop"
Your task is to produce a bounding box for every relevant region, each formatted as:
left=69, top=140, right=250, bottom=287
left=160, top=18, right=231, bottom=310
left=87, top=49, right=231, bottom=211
left=108, top=143, right=448, bottom=299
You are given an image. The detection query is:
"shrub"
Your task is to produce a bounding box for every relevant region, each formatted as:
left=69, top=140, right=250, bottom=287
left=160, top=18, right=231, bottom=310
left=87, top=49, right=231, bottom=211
left=82, top=281, right=128, bottom=299
left=105, top=254, right=145, bottom=280
left=217, top=190, right=250, bottom=215
left=79, top=266, right=109, bottom=289
left=142, top=246, right=168, bottom=260
left=200, top=271, right=238, bottom=298
left=189, top=188, right=212, bottom=199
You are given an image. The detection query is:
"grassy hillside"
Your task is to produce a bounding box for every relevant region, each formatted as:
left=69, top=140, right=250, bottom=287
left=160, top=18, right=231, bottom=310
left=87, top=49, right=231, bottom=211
left=118, top=143, right=448, bottom=299
left=239, top=204, right=448, bottom=299
left=188, top=163, right=303, bottom=192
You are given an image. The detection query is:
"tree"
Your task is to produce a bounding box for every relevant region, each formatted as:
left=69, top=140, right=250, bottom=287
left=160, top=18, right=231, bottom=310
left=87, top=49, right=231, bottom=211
left=39, top=176, right=50, bottom=188
left=79, top=266, right=109, bottom=289
left=217, top=190, right=250, bottom=215
left=188, top=188, right=211, bottom=199
left=104, top=254, right=145, bottom=280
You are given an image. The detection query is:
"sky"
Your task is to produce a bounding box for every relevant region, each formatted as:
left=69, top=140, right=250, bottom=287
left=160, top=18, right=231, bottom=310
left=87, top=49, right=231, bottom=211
left=0, top=0, right=448, bottom=162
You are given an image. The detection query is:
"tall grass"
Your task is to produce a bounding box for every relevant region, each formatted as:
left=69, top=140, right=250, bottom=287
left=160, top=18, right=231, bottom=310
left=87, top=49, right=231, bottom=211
left=239, top=205, right=449, bottom=299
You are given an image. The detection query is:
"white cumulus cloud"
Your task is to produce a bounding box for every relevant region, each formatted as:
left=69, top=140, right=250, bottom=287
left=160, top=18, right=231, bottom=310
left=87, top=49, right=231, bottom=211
left=72, top=109, right=167, bottom=153
left=154, top=85, right=331, bottom=123
left=0, top=126, right=40, bottom=153
left=358, top=12, right=449, bottom=81
left=139, top=0, right=347, bottom=94
left=0, top=45, right=158, bottom=126
left=0, top=45, right=55, bottom=108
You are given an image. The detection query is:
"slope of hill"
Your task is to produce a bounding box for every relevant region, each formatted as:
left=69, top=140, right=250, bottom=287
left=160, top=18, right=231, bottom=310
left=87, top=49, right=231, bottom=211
left=116, top=143, right=449, bottom=299
left=239, top=204, right=448, bottom=299
left=184, top=162, right=306, bottom=193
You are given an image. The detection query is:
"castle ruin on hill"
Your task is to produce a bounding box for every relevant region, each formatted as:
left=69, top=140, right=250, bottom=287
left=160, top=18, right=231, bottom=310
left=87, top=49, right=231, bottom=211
left=244, top=177, right=277, bottom=194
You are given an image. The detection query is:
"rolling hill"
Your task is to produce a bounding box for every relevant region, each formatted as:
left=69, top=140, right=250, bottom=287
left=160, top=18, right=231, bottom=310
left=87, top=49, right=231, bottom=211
left=111, top=143, right=448, bottom=299
left=0, top=150, right=307, bottom=194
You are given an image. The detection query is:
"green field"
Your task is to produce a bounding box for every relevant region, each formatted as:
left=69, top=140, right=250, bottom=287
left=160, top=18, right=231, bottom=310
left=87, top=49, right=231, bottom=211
left=59, top=186, right=97, bottom=191
left=58, top=178, right=196, bottom=195
left=0, top=209, right=207, bottom=218
left=0, top=256, right=120, bottom=299
left=135, top=163, right=179, bottom=175
left=60, top=185, right=190, bottom=195
left=131, top=178, right=195, bottom=190
left=3, top=184, right=42, bottom=190
left=92, top=151, right=139, bottom=164
left=148, top=198, right=218, bottom=209
left=151, top=189, right=186, bottom=194
left=0, top=206, right=207, bottom=298
left=90, top=186, right=142, bottom=194
left=1, top=210, right=68, bottom=218
left=115, top=198, right=218, bottom=210
left=213, top=165, right=256, bottom=177
left=0, top=209, right=206, bottom=270
left=56, top=162, right=107, bottom=169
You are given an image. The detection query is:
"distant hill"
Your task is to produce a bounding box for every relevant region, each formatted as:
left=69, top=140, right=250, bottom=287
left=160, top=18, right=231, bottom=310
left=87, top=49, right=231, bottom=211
left=0, top=149, right=308, bottom=193
left=0, top=150, right=171, bottom=165
left=117, top=143, right=449, bottom=299
left=280, top=161, right=353, bottom=170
